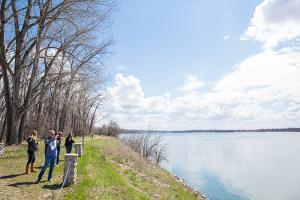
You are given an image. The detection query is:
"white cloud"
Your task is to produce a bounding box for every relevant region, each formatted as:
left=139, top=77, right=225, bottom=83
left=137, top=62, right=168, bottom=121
left=100, top=0, right=300, bottom=130
left=106, top=73, right=144, bottom=110
left=101, top=49, right=300, bottom=130
left=180, top=74, right=204, bottom=94
left=223, top=35, right=230, bottom=40
left=243, top=0, right=300, bottom=48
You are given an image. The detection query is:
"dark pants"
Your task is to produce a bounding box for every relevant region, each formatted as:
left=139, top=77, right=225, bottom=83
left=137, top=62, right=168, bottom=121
left=66, top=145, right=72, bottom=154
left=56, top=146, right=60, bottom=165
left=45, top=144, right=48, bottom=155
left=27, top=151, right=35, bottom=164
left=38, top=155, right=56, bottom=181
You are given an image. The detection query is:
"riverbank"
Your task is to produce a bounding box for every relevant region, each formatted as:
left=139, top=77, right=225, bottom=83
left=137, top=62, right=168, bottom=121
left=0, top=136, right=203, bottom=199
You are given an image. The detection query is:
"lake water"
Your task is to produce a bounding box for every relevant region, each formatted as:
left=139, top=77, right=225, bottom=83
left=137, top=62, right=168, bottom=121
left=158, top=132, right=300, bottom=200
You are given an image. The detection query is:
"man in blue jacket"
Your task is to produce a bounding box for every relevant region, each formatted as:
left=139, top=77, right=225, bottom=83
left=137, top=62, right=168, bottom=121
left=37, top=130, right=59, bottom=183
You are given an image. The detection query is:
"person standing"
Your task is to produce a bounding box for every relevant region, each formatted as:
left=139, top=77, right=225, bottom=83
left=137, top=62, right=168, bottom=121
left=37, top=130, right=59, bottom=183
left=65, top=133, right=74, bottom=153
left=25, top=131, right=39, bottom=174
left=56, top=131, right=62, bottom=165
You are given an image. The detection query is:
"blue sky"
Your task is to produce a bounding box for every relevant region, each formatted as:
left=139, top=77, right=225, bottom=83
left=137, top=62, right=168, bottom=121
left=101, top=0, right=300, bottom=130
left=109, top=0, right=261, bottom=96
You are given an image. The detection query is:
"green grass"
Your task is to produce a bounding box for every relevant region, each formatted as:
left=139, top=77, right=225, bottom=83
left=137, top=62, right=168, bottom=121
left=0, top=136, right=201, bottom=200
left=65, top=139, right=149, bottom=200
left=0, top=141, right=70, bottom=199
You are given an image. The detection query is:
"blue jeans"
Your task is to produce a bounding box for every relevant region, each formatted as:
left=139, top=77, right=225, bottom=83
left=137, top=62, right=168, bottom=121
left=38, top=155, right=56, bottom=181
left=66, top=145, right=72, bottom=154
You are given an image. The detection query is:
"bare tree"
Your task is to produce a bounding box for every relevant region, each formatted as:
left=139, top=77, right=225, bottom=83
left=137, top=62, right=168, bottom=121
left=122, top=132, right=168, bottom=165
left=0, top=0, right=115, bottom=144
left=153, top=142, right=168, bottom=165
left=107, top=120, right=120, bottom=137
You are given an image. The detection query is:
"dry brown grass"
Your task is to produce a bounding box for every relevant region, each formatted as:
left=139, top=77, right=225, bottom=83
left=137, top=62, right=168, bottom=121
left=99, top=136, right=203, bottom=200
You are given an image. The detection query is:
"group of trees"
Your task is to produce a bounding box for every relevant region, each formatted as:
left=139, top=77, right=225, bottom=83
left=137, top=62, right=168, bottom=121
left=0, top=0, right=114, bottom=145
left=95, top=120, right=121, bottom=137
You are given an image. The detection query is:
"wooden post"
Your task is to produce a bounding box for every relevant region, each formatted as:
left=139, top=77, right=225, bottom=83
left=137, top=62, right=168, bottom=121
left=63, top=153, right=78, bottom=186
left=74, top=143, right=83, bottom=157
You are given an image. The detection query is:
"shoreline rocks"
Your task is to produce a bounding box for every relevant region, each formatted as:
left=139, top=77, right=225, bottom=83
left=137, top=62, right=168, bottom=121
left=174, top=174, right=207, bottom=200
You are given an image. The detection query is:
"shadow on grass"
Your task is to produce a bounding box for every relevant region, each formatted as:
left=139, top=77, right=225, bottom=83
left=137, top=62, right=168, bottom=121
left=0, top=173, right=25, bottom=179
left=7, top=180, right=46, bottom=187
left=42, top=183, right=63, bottom=190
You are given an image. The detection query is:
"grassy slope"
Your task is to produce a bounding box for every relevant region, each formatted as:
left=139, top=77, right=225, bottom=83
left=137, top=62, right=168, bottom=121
left=0, top=137, right=201, bottom=200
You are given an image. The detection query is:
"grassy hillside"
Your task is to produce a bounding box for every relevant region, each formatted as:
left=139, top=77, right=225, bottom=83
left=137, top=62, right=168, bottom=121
left=0, top=136, right=202, bottom=200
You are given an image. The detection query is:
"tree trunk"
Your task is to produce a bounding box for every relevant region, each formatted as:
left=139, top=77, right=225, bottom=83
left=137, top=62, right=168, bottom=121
left=89, top=99, right=102, bottom=135
left=54, top=100, right=60, bottom=132
left=2, top=64, right=20, bottom=145
left=58, top=71, right=74, bottom=132
left=18, top=112, right=27, bottom=144
left=6, top=109, right=20, bottom=145
left=0, top=117, right=6, bottom=143
left=35, top=83, right=49, bottom=131
left=59, top=108, right=67, bottom=132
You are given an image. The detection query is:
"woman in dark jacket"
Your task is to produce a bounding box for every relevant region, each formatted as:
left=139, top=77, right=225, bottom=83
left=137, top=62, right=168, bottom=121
left=26, top=131, right=39, bottom=174
left=55, top=131, right=62, bottom=165
left=65, top=133, right=74, bottom=153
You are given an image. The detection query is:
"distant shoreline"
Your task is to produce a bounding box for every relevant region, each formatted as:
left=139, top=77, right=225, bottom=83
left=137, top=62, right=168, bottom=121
left=122, top=128, right=300, bottom=133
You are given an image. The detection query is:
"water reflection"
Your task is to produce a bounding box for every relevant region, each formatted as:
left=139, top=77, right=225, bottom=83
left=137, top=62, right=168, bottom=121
left=160, top=132, right=300, bottom=200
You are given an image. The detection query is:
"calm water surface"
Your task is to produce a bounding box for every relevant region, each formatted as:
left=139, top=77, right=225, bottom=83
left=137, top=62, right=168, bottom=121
left=126, top=132, right=300, bottom=200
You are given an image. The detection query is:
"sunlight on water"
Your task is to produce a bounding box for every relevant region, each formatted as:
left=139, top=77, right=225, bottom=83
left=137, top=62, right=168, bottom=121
left=159, top=132, right=300, bottom=200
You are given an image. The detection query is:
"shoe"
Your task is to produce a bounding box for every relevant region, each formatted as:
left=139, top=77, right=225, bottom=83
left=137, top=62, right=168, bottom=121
left=48, top=179, right=52, bottom=183
left=35, top=180, right=40, bottom=184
